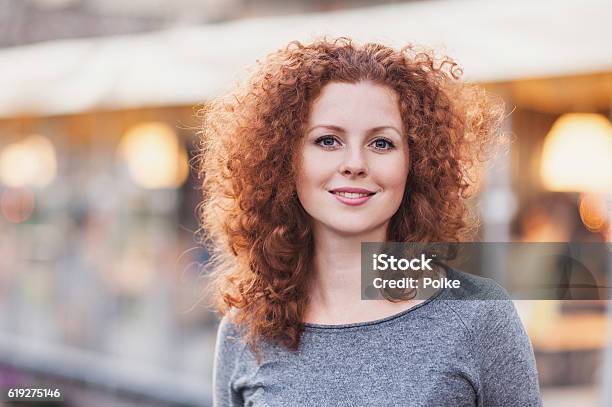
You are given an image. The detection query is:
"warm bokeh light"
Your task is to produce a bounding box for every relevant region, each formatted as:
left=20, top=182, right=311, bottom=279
left=579, top=193, right=607, bottom=232
left=540, top=113, right=612, bottom=194
left=117, top=122, right=189, bottom=189
left=0, top=187, right=36, bottom=223
left=0, top=135, right=57, bottom=188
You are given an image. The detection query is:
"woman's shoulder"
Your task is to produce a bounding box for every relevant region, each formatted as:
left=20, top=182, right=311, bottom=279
left=438, top=270, right=541, bottom=405
left=217, top=312, right=240, bottom=336
left=438, top=267, right=522, bottom=338
left=215, top=312, right=248, bottom=360
left=442, top=266, right=510, bottom=301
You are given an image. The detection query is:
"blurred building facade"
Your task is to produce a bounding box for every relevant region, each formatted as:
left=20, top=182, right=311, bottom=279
left=0, top=0, right=416, bottom=47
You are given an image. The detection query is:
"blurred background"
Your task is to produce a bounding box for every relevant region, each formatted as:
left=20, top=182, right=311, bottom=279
left=0, top=0, right=611, bottom=405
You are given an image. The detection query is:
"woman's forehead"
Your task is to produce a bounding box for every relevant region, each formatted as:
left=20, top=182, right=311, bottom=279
left=307, top=81, right=403, bottom=130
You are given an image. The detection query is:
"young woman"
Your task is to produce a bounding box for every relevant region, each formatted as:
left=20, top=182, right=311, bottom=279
left=198, top=38, right=542, bottom=406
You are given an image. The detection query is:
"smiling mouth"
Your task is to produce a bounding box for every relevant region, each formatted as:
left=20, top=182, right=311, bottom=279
left=329, top=191, right=376, bottom=199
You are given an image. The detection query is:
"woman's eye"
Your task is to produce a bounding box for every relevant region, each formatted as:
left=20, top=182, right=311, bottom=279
left=315, top=136, right=340, bottom=148
left=371, top=138, right=395, bottom=151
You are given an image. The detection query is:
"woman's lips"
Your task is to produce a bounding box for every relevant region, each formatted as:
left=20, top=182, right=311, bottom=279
left=329, top=190, right=375, bottom=206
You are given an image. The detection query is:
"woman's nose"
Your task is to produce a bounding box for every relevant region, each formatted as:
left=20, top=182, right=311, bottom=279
left=338, top=148, right=368, bottom=177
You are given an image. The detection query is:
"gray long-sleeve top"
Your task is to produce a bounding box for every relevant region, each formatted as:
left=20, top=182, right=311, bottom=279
left=213, top=267, right=542, bottom=406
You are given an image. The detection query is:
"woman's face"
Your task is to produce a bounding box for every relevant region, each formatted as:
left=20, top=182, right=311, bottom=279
left=296, top=81, right=410, bottom=238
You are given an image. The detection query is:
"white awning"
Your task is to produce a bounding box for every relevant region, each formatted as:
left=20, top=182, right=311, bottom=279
left=0, top=0, right=610, bottom=118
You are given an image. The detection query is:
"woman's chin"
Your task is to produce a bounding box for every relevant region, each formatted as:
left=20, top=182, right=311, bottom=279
left=321, top=221, right=388, bottom=239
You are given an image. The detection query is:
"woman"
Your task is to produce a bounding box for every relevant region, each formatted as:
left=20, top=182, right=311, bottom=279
left=198, top=38, right=541, bottom=406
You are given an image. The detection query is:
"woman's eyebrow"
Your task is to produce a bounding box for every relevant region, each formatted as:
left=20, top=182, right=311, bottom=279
left=307, top=125, right=403, bottom=136
left=307, top=124, right=345, bottom=134
left=368, top=126, right=403, bottom=137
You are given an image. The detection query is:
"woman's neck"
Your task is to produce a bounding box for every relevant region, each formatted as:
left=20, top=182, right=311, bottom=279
left=304, top=222, right=420, bottom=324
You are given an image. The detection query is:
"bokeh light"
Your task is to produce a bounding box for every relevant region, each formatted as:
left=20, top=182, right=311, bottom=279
left=117, top=122, right=189, bottom=189
left=0, top=187, right=36, bottom=223
left=540, top=113, right=612, bottom=194
left=0, top=135, right=57, bottom=188
left=579, top=193, right=607, bottom=232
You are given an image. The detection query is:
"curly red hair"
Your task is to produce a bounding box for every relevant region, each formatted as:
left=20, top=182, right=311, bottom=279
left=196, top=37, right=504, bottom=354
